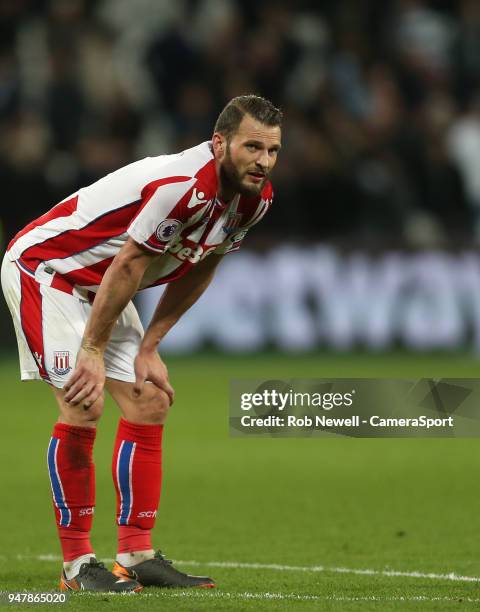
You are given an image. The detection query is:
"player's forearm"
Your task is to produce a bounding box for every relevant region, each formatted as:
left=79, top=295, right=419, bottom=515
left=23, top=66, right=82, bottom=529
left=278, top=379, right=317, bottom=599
left=141, top=261, right=218, bottom=351
left=82, top=256, right=145, bottom=353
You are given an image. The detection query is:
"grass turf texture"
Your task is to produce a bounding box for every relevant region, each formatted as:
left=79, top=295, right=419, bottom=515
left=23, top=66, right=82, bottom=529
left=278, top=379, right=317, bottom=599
left=0, top=350, right=479, bottom=611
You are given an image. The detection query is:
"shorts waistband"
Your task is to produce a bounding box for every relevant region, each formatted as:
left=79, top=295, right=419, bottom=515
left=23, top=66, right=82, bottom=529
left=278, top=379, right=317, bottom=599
left=15, top=257, right=75, bottom=296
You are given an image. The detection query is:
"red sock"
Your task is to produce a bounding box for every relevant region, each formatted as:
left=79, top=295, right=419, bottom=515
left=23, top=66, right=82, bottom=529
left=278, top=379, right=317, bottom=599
left=112, top=418, right=163, bottom=553
left=47, top=423, right=96, bottom=562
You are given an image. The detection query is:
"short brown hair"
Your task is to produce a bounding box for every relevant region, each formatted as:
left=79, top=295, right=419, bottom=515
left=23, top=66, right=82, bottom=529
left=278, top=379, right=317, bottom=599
left=214, top=95, right=282, bottom=140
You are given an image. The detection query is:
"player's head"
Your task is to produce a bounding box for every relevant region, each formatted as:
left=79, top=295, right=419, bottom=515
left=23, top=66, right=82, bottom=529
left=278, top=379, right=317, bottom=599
left=212, top=95, right=282, bottom=197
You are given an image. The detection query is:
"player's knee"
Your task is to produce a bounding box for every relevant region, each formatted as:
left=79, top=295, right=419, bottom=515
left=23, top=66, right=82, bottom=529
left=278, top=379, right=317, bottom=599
left=82, top=397, right=104, bottom=425
left=59, top=394, right=104, bottom=427
left=135, top=387, right=170, bottom=424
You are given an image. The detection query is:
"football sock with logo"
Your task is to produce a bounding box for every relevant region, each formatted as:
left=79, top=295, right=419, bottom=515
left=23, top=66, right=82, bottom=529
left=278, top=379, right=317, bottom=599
left=47, top=423, right=96, bottom=563
left=112, top=418, right=164, bottom=558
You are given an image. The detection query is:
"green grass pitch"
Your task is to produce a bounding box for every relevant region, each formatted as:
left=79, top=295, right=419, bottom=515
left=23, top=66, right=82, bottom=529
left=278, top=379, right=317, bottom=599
left=1, top=350, right=480, bottom=611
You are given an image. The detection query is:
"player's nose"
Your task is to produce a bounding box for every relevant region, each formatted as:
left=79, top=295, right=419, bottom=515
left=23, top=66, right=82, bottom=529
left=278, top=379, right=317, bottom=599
left=256, top=150, right=269, bottom=172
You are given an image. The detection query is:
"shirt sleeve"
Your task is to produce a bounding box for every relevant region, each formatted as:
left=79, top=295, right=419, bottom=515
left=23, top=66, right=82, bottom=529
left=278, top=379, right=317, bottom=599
left=127, top=177, right=196, bottom=253
left=213, top=193, right=273, bottom=255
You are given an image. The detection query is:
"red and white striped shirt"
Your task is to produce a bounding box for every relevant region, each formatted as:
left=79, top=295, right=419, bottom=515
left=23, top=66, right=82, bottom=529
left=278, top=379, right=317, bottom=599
left=7, top=141, right=273, bottom=298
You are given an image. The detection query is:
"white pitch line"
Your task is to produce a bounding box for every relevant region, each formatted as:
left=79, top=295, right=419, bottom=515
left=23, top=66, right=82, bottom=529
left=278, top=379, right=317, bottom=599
left=12, top=554, right=480, bottom=584
left=178, top=559, right=480, bottom=584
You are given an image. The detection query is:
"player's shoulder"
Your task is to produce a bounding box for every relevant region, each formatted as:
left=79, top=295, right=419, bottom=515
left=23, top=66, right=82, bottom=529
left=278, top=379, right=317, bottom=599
left=241, top=181, right=273, bottom=206
left=142, top=141, right=217, bottom=199
left=237, top=181, right=274, bottom=227
left=261, top=180, right=274, bottom=201
left=238, top=181, right=274, bottom=212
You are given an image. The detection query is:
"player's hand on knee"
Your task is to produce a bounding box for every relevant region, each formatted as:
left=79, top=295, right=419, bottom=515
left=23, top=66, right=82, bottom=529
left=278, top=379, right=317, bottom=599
left=64, top=347, right=105, bottom=407
left=133, top=349, right=174, bottom=405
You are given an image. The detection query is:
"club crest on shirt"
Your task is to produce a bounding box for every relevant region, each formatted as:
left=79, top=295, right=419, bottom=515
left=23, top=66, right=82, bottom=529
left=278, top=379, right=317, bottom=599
left=222, top=212, right=243, bottom=234
left=155, top=219, right=182, bottom=242
left=53, top=351, right=71, bottom=376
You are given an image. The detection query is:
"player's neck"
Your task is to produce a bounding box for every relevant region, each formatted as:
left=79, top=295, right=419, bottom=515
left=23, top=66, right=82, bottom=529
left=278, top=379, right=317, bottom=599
left=216, top=182, right=237, bottom=205
left=216, top=159, right=237, bottom=203
left=216, top=191, right=236, bottom=206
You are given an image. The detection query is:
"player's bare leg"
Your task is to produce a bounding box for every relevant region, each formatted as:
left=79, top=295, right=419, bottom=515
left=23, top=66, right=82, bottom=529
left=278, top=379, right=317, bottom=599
left=53, top=387, right=104, bottom=427
left=106, top=378, right=215, bottom=588
left=49, top=389, right=141, bottom=592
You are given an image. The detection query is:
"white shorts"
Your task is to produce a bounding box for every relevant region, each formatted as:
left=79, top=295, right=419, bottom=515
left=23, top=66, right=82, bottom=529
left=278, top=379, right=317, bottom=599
left=1, top=255, right=144, bottom=388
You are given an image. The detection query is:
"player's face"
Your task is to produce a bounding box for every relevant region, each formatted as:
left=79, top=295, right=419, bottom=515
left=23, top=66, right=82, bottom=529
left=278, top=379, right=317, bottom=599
left=217, top=115, right=281, bottom=197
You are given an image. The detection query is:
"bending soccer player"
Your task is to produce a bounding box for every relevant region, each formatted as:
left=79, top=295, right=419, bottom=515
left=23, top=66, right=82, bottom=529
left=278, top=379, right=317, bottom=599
left=1, top=95, right=282, bottom=592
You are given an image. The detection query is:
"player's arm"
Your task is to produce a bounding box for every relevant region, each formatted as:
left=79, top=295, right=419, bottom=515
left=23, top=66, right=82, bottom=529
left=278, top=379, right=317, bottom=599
left=133, top=253, right=223, bottom=396
left=64, top=237, right=158, bottom=406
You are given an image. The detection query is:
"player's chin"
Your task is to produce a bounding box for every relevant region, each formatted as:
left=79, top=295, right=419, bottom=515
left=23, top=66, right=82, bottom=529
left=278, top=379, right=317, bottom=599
left=240, top=176, right=265, bottom=196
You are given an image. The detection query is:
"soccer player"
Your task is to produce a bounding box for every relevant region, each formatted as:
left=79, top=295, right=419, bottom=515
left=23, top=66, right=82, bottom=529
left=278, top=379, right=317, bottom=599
left=1, top=95, right=282, bottom=592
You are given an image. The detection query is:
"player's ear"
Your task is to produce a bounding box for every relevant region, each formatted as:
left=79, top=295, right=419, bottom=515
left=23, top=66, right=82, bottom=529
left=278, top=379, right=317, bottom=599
left=212, top=132, right=226, bottom=160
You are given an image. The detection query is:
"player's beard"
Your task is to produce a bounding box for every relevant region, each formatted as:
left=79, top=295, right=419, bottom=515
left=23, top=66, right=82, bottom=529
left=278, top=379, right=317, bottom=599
left=220, top=143, right=266, bottom=197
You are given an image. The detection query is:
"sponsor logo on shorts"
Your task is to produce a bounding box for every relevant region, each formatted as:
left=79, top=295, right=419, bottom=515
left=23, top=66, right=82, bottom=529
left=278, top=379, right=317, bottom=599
left=53, top=351, right=71, bottom=376
left=137, top=510, right=157, bottom=518
left=155, top=219, right=182, bottom=242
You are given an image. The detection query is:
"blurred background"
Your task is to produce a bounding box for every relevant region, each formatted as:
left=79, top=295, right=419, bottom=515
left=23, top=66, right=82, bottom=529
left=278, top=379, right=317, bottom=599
left=2, top=0, right=480, bottom=355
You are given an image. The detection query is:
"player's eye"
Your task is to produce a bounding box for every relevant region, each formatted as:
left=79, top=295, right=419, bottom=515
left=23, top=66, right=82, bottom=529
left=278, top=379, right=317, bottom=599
left=246, top=143, right=259, bottom=152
